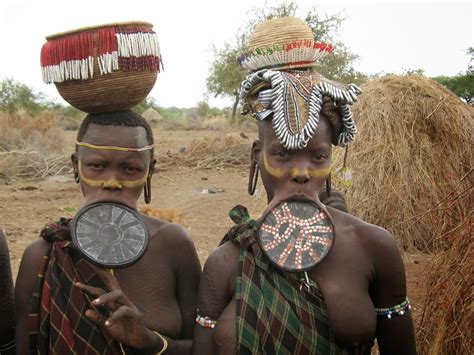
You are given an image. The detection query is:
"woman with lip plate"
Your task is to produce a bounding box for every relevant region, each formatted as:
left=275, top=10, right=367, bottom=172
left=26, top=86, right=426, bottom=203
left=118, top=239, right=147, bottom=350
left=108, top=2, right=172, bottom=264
left=192, top=17, right=416, bottom=354
left=15, top=111, right=201, bottom=354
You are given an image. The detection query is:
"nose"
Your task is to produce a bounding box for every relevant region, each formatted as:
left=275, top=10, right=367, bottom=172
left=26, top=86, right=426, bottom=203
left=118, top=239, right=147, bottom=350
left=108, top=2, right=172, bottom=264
left=102, top=180, right=124, bottom=190
left=290, top=168, right=310, bottom=184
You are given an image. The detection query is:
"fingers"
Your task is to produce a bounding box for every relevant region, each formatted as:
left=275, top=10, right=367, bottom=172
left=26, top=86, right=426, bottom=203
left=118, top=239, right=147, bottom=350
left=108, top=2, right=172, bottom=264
left=85, top=308, right=106, bottom=324
left=104, top=305, right=130, bottom=327
left=74, top=282, right=107, bottom=299
left=93, top=267, right=121, bottom=291
left=92, top=289, right=132, bottom=308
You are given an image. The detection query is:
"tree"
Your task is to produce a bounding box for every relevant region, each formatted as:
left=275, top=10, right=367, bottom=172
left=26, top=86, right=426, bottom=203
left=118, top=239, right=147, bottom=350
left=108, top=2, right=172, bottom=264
left=432, top=48, right=474, bottom=104
left=206, top=1, right=367, bottom=120
left=0, top=78, right=50, bottom=116
left=206, top=40, right=247, bottom=122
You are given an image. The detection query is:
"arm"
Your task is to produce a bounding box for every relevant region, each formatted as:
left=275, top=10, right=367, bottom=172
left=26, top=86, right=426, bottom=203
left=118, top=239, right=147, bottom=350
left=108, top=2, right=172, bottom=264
left=0, top=229, right=15, bottom=354
left=168, top=226, right=202, bottom=354
left=15, top=239, right=51, bottom=355
left=370, top=229, right=416, bottom=355
left=192, top=242, right=238, bottom=355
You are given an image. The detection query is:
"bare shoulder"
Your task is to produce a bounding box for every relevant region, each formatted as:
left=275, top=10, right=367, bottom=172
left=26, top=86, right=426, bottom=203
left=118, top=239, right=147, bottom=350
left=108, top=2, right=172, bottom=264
left=204, top=241, right=240, bottom=275
left=326, top=206, right=403, bottom=277
left=328, top=206, right=397, bottom=251
left=141, top=214, right=199, bottom=271
left=142, top=213, right=194, bottom=248
left=20, top=238, right=51, bottom=267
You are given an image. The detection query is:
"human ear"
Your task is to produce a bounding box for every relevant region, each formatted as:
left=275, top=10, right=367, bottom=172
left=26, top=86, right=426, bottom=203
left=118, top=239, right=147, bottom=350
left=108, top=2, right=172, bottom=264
left=149, top=158, right=157, bottom=178
left=250, top=140, right=261, bottom=164
left=71, top=153, right=79, bottom=181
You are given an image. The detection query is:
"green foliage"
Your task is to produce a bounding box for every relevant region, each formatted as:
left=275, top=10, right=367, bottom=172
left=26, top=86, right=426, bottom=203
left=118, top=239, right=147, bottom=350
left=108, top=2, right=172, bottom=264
left=432, top=48, right=473, bottom=104
left=133, top=97, right=160, bottom=114
left=206, top=1, right=368, bottom=119
left=432, top=74, right=473, bottom=104
left=0, top=78, right=51, bottom=116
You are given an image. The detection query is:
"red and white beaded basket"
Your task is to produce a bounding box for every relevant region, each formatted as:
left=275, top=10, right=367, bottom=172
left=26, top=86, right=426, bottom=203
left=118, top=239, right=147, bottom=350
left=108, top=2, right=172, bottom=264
left=40, top=21, right=162, bottom=113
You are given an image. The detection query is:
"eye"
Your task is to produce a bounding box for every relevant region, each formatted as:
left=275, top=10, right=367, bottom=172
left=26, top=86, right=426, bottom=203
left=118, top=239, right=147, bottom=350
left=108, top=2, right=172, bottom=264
left=124, top=166, right=141, bottom=174
left=312, top=153, right=328, bottom=162
left=273, top=150, right=291, bottom=159
left=88, top=163, right=105, bottom=171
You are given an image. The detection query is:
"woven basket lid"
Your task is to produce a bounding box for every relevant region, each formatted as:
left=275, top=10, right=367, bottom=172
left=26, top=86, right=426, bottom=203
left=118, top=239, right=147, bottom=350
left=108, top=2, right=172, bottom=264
left=248, top=17, right=314, bottom=51
left=238, top=17, right=333, bottom=72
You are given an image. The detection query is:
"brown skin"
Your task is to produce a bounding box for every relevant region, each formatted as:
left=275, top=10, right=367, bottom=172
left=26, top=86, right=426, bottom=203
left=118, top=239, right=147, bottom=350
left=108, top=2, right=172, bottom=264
left=192, top=117, right=416, bottom=354
left=15, top=124, right=201, bottom=354
left=0, top=228, right=15, bottom=354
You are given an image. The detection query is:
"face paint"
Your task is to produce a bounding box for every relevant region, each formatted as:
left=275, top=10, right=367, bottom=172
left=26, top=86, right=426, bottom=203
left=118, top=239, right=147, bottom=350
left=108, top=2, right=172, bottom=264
left=263, top=152, right=285, bottom=177
left=76, top=141, right=154, bottom=152
left=78, top=161, right=149, bottom=189
left=263, top=152, right=331, bottom=178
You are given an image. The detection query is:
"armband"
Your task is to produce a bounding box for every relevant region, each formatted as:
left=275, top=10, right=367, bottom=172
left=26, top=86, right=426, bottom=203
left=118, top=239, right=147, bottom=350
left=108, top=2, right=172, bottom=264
left=375, top=297, right=411, bottom=319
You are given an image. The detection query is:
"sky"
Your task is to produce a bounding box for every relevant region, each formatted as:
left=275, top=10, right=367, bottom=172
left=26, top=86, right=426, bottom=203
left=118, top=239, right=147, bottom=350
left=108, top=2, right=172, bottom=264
left=0, top=0, right=472, bottom=109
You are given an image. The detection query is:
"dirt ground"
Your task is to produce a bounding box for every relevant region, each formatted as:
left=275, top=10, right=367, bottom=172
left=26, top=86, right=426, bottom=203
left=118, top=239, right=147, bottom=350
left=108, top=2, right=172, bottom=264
left=0, top=126, right=429, bottom=336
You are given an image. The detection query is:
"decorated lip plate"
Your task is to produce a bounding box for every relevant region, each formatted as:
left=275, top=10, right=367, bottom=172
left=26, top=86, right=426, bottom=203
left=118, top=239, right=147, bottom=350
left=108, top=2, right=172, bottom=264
left=71, top=202, right=149, bottom=268
left=257, top=200, right=335, bottom=272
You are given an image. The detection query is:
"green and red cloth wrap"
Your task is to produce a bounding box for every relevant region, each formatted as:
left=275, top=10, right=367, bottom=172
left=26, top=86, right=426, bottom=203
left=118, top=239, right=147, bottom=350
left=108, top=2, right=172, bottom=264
left=223, top=205, right=372, bottom=355
left=28, top=218, right=123, bottom=354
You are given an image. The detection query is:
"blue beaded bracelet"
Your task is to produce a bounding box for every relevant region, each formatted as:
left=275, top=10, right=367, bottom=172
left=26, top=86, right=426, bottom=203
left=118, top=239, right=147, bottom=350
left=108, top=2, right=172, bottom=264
left=375, top=298, right=411, bottom=319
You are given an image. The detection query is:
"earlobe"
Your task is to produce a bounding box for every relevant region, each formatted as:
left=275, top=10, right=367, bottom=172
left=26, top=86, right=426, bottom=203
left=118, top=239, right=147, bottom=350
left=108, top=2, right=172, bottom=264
left=251, top=140, right=261, bottom=164
left=150, top=158, right=157, bottom=176
left=71, top=153, right=79, bottom=183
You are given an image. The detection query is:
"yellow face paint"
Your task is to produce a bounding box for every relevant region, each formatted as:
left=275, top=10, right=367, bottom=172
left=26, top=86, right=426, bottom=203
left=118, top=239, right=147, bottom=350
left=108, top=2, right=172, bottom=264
left=263, top=152, right=285, bottom=177
left=263, top=152, right=331, bottom=178
left=76, top=141, right=154, bottom=152
left=78, top=161, right=149, bottom=189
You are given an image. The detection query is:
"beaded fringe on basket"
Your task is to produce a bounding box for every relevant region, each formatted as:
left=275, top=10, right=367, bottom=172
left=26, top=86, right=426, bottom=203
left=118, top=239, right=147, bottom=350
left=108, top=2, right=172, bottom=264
left=41, top=26, right=162, bottom=83
left=238, top=40, right=334, bottom=71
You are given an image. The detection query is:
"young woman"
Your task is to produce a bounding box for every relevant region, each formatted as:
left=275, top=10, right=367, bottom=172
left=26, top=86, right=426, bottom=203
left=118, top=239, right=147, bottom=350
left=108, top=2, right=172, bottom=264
left=192, top=17, right=416, bottom=355
left=16, top=111, right=201, bottom=354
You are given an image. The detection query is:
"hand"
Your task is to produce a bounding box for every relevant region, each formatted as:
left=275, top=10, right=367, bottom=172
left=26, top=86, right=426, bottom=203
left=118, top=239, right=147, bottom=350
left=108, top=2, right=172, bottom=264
left=74, top=268, right=157, bottom=351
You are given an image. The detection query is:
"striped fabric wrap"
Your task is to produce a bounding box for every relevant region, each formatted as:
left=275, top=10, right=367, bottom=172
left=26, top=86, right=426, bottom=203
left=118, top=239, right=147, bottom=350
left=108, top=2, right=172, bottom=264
left=41, top=26, right=162, bottom=83
left=28, top=218, right=123, bottom=354
left=237, top=40, right=334, bottom=71
left=223, top=205, right=372, bottom=355
left=240, top=69, right=362, bottom=149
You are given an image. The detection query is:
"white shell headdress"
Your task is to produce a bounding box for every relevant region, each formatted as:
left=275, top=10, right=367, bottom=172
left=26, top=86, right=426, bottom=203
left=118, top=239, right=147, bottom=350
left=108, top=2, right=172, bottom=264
left=240, top=69, right=362, bottom=149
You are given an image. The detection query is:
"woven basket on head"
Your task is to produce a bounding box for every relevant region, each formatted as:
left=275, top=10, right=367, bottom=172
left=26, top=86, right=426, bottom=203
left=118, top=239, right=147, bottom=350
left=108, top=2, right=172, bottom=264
left=41, top=21, right=162, bottom=113
left=238, top=17, right=333, bottom=71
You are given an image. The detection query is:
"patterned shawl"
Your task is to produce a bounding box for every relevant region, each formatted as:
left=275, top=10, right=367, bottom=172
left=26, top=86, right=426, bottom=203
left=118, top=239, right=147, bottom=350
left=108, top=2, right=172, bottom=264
left=28, top=218, right=123, bottom=355
left=223, top=205, right=372, bottom=355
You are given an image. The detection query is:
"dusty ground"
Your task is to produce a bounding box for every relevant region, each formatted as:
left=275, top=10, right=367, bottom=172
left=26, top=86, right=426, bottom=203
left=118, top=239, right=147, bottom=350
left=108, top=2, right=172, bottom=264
left=0, top=126, right=429, bottom=336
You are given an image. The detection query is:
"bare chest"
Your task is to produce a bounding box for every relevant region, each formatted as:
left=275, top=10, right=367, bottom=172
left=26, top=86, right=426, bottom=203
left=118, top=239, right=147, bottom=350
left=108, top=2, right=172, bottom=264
left=113, top=257, right=182, bottom=338
left=307, top=238, right=376, bottom=346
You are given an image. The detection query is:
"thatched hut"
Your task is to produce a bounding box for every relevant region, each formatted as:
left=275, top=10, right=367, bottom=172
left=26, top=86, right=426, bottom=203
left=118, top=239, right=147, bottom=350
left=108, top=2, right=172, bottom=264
left=338, top=75, right=472, bottom=252
left=142, top=108, right=163, bottom=127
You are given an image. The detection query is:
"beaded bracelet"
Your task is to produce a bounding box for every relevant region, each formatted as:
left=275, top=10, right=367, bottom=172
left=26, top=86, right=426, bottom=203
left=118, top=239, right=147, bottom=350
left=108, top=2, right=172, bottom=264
left=196, top=314, right=217, bottom=329
left=375, top=298, right=411, bottom=319
left=154, top=331, right=168, bottom=354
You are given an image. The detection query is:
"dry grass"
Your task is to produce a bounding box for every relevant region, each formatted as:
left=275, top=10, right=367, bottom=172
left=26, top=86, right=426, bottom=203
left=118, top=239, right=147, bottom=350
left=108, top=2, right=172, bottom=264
left=160, top=115, right=236, bottom=131
left=157, top=133, right=251, bottom=171
left=0, top=111, right=71, bottom=179
left=416, top=175, right=473, bottom=354
left=344, top=75, right=473, bottom=252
